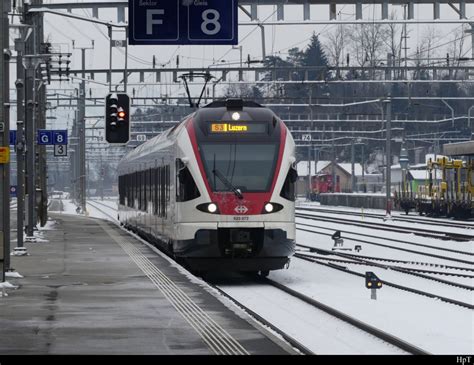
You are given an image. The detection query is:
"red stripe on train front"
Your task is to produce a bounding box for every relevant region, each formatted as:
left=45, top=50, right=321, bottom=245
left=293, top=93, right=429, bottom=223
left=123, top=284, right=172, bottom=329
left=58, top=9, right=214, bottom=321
left=186, top=119, right=287, bottom=215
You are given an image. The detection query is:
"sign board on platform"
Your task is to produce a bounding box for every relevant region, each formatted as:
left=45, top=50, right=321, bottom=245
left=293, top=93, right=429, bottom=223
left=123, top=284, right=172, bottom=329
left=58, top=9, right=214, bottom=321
left=129, top=0, right=238, bottom=45
left=54, top=144, right=68, bottom=157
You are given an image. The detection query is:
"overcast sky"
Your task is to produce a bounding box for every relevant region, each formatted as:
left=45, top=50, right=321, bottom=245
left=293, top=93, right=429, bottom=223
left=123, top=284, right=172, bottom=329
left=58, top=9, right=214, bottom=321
left=8, top=0, right=474, bottom=131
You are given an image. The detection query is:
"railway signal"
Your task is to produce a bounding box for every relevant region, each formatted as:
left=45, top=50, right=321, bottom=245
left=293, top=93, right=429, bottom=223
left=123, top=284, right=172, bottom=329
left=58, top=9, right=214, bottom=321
left=365, top=271, right=383, bottom=300
left=105, top=93, right=130, bottom=144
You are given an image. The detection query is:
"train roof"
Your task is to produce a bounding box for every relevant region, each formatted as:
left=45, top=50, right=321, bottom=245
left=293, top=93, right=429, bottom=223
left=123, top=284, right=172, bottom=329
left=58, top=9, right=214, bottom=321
left=118, top=99, right=282, bottom=171
left=193, top=99, right=277, bottom=122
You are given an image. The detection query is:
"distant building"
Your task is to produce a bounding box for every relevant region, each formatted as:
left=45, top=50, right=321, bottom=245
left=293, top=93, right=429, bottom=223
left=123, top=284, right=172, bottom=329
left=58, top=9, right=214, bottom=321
left=296, top=160, right=381, bottom=195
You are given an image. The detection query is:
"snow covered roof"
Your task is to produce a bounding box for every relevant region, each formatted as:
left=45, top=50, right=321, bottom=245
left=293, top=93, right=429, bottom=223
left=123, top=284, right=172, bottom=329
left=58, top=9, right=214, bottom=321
left=338, top=163, right=363, bottom=177
left=409, top=170, right=442, bottom=180
left=297, top=161, right=364, bottom=177
left=391, top=163, right=426, bottom=170
left=296, top=161, right=331, bottom=177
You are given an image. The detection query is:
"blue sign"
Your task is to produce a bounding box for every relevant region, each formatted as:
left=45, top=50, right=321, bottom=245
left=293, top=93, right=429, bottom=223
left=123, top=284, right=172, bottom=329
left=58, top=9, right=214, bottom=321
left=10, top=186, right=17, bottom=197
left=53, top=130, right=68, bottom=145
left=129, top=0, right=238, bottom=45
left=9, top=130, right=16, bottom=146
left=37, top=130, right=68, bottom=145
left=37, top=130, right=53, bottom=145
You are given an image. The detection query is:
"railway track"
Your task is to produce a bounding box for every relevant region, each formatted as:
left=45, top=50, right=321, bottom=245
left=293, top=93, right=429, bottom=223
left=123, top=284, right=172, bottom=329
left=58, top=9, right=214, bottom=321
left=212, top=276, right=429, bottom=355
left=293, top=248, right=474, bottom=310
left=294, top=249, right=474, bottom=290
left=296, top=211, right=474, bottom=242
left=295, top=245, right=474, bottom=275
left=87, top=199, right=452, bottom=354
left=86, top=200, right=423, bottom=353
left=87, top=200, right=118, bottom=219
left=86, top=200, right=317, bottom=354
left=296, top=220, right=473, bottom=257
left=296, top=225, right=474, bottom=266
left=297, top=206, right=474, bottom=231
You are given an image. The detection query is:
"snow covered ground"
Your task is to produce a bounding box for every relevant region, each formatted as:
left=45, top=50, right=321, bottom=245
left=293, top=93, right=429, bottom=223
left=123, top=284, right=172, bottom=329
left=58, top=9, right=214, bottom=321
left=266, top=259, right=473, bottom=354
left=297, top=200, right=474, bottom=230
left=51, top=198, right=473, bottom=354
left=296, top=218, right=473, bottom=266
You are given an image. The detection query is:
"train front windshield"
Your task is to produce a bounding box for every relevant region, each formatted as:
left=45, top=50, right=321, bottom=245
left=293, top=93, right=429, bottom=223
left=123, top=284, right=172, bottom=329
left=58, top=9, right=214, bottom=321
left=199, top=143, right=278, bottom=193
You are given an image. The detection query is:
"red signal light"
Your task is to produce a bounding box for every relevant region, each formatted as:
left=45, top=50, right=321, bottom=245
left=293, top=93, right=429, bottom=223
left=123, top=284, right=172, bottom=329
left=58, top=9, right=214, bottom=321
left=118, top=111, right=126, bottom=119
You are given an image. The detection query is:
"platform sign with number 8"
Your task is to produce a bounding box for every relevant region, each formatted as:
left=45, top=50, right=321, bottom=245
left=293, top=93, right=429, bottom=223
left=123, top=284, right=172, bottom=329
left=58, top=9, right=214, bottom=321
left=129, top=0, right=237, bottom=45
left=188, top=1, right=236, bottom=42
left=53, top=130, right=68, bottom=145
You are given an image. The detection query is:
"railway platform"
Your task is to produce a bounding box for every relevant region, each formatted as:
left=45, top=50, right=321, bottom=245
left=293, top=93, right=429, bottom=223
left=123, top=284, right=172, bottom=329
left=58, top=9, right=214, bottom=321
left=0, top=213, right=294, bottom=355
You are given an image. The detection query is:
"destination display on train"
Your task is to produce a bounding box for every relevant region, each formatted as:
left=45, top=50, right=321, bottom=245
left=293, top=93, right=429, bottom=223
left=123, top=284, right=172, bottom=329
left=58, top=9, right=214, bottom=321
left=209, top=122, right=267, bottom=133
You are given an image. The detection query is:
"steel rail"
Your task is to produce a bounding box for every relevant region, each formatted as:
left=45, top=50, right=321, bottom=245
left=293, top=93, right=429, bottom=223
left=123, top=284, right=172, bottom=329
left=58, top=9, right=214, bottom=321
left=297, top=206, right=474, bottom=230
left=296, top=212, right=474, bottom=242
left=261, top=277, right=430, bottom=354
left=296, top=225, right=474, bottom=266
left=293, top=254, right=474, bottom=310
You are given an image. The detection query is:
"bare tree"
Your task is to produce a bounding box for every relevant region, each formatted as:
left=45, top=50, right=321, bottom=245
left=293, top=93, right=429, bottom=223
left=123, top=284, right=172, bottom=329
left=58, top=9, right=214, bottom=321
left=447, top=25, right=468, bottom=79
left=323, top=24, right=347, bottom=78
left=411, top=26, right=441, bottom=80
left=348, top=23, right=386, bottom=79
left=380, top=11, right=404, bottom=79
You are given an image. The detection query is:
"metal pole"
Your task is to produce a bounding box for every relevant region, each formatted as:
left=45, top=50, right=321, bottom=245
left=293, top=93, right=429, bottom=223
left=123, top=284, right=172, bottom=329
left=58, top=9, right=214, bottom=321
left=351, top=138, right=355, bottom=192
left=385, top=98, right=392, bottom=219
left=3, top=16, right=11, bottom=270
left=124, top=26, right=128, bottom=92
left=80, top=49, right=86, bottom=213
left=361, top=143, right=366, bottom=192
left=314, top=147, right=319, bottom=178
left=1, top=0, right=12, bottom=280
left=332, top=128, right=336, bottom=192
left=15, top=34, right=26, bottom=251
left=307, top=144, right=311, bottom=200
left=108, top=26, right=112, bottom=92
left=37, top=9, right=47, bottom=227
left=25, top=10, right=37, bottom=238
left=260, top=25, right=266, bottom=59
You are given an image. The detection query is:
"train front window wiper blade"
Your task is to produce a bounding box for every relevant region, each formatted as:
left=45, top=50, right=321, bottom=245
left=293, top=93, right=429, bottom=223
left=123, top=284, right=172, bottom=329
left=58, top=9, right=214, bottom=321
left=212, top=169, right=243, bottom=199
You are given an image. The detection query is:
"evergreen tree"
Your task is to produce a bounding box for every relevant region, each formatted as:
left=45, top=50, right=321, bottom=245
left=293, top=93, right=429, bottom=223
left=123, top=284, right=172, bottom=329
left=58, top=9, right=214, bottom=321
left=302, top=33, right=330, bottom=81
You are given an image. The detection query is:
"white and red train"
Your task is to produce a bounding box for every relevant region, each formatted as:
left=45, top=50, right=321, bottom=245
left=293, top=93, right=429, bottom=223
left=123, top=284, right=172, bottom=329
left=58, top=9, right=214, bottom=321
left=117, top=99, right=297, bottom=275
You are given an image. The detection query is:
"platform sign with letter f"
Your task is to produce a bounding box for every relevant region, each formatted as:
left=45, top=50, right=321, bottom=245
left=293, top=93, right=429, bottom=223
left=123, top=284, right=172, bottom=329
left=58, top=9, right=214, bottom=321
left=129, top=0, right=179, bottom=44
left=129, top=0, right=237, bottom=45
left=147, top=9, right=164, bottom=34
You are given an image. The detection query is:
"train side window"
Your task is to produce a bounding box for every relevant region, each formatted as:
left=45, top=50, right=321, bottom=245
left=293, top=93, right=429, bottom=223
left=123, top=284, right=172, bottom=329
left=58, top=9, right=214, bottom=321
left=138, top=171, right=142, bottom=210
left=129, top=174, right=133, bottom=208
left=120, top=175, right=125, bottom=205
left=135, top=172, right=139, bottom=209
left=132, top=173, right=136, bottom=208
left=157, top=167, right=161, bottom=216
left=176, top=158, right=201, bottom=202
left=128, top=174, right=132, bottom=207
left=150, top=169, right=154, bottom=214
left=161, top=166, right=166, bottom=217
left=150, top=169, right=153, bottom=209
left=143, top=170, right=150, bottom=212
left=155, top=168, right=159, bottom=216
left=141, top=171, right=145, bottom=211
left=280, top=166, right=297, bottom=201
left=118, top=176, right=122, bottom=205
left=166, top=165, right=170, bottom=202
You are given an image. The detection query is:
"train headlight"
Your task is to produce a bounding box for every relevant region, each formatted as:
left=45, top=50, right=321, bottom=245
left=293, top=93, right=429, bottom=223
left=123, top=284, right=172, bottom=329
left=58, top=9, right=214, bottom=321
left=261, top=202, right=284, bottom=214
left=231, top=112, right=241, bottom=121
left=196, top=203, right=220, bottom=214
left=208, top=203, right=217, bottom=213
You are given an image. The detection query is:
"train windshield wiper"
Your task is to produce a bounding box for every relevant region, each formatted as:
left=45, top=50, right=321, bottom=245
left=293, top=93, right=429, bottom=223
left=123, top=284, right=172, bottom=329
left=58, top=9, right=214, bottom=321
left=212, top=169, right=243, bottom=199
